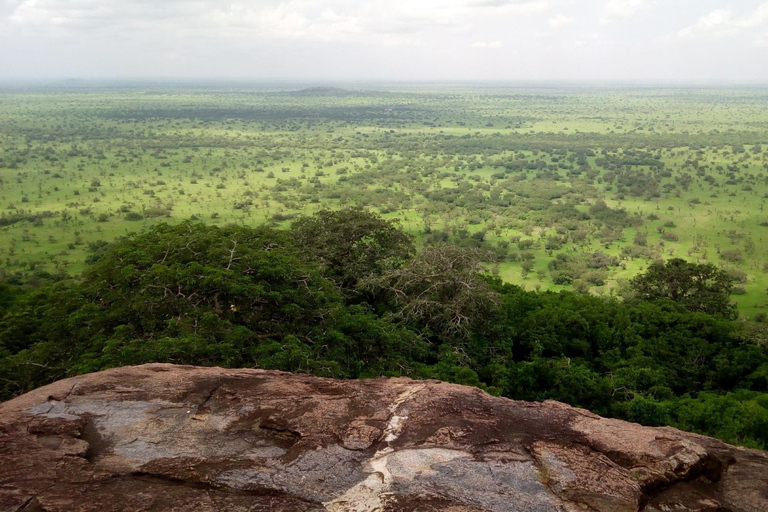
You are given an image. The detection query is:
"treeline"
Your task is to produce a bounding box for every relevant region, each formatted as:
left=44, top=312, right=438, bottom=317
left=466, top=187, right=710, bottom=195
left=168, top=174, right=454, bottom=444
left=0, top=209, right=766, bottom=449
left=432, top=130, right=768, bottom=154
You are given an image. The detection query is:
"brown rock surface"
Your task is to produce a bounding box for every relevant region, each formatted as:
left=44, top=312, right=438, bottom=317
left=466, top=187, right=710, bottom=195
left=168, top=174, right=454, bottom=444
left=0, top=363, right=766, bottom=512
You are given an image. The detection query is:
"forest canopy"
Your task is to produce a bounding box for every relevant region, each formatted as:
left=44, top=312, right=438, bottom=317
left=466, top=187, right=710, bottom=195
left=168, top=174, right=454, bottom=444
left=1, top=211, right=767, bottom=450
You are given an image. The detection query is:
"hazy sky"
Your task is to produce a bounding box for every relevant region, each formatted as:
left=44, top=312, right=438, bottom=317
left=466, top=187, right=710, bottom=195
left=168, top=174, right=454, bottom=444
left=1, top=0, right=768, bottom=81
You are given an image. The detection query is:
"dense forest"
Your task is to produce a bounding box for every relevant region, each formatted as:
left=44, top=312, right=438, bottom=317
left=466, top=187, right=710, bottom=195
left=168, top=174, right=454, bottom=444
left=2, top=210, right=767, bottom=450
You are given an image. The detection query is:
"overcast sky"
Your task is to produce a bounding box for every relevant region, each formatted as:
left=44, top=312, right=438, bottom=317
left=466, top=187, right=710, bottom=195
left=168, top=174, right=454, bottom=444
left=1, top=0, right=767, bottom=82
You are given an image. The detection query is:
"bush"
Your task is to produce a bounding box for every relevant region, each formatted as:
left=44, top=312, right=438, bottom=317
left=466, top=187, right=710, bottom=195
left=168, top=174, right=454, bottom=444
left=721, top=249, right=743, bottom=263
left=660, top=231, right=679, bottom=242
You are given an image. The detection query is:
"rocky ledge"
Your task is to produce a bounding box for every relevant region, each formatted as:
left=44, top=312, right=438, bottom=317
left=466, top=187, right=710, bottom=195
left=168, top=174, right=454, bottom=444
left=1, top=364, right=766, bottom=512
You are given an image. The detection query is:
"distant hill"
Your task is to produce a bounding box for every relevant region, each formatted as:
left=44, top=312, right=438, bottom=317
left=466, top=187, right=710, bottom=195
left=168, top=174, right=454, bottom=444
left=291, top=86, right=352, bottom=96
left=50, top=78, right=92, bottom=88
left=288, top=86, right=392, bottom=98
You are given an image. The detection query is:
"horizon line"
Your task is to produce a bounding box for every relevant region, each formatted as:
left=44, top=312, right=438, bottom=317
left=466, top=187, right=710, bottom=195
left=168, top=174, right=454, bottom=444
left=2, top=77, right=768, bottom=88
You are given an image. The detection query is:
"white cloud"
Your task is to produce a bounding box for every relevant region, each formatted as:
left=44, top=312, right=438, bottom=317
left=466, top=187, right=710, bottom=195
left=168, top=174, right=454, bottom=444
left=574, top=32, right=599, bottom=46
left=5, top=0, right=550, bottom=44
left=736, top=2, right=768, bottom=29
left=677, top=3, right=768, bottom=40
left=548, top=14, right=572, bottom=28
left=5, top=0, right=447, bottom=45
left=599, top=0, right=655, bottom=26
left=2, top=0, right=768, bottom=80
left=470, top=0, right=546, bottom=8
left=471, top=40, right=502, bottom=48
left=677, top=9, right=734, bottom=39
left=9, top=0, right=212, bottom=33
left=467, top=0, right=552, bottom=20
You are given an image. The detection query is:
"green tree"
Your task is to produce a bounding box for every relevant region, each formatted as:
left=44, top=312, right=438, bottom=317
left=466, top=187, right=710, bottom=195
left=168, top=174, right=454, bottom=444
left=364, top=245, right=499, bottom=341
left=630, top=258, right=737, bottom=319
left=0, top=222, right=422, bottom=397
left=291, top=208, right=415, bottom=292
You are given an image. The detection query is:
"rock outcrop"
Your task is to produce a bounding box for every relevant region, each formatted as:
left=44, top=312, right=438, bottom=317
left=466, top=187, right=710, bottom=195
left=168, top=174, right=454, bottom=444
left=1, top=364, right=766, bottom=511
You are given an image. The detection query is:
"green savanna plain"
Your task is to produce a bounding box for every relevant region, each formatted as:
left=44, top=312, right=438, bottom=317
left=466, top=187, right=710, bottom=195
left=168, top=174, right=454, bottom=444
left=2, top=83, right=768, bottom=318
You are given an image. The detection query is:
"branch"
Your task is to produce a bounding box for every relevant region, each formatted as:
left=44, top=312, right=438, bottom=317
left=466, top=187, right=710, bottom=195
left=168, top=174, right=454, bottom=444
left=226, top=239, right=240, bottom=270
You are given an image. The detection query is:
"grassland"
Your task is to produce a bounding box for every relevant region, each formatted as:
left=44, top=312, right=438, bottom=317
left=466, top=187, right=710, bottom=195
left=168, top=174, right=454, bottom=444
left=2, top=83, right=768, bottom=317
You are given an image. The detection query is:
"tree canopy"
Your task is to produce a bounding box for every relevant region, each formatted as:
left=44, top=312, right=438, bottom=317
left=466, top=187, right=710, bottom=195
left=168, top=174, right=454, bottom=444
left=630, top=258, right=738, bottom=319
left=1, top=218, right=767, bottom=450
left=291, top=207, right=415, bottom=291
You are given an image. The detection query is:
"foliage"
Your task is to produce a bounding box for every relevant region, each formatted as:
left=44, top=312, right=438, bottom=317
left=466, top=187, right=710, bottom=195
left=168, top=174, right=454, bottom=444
left=291, top=207, right=415, bottom=291
left=2, top=219, right=768, bottom=450
left=364, top=245, right=500, bottom=341
left=630, top=258, right=738, bottom=319
left=0, top=222, right=425, bottom=396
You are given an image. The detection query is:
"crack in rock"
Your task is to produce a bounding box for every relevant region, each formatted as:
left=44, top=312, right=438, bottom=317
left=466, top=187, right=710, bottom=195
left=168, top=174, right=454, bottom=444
left=324, top=383, right=427, bottom=512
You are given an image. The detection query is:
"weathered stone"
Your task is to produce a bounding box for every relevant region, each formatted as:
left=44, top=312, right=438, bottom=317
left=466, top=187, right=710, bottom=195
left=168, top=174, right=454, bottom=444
left=0, top=363, right=766, bottom=511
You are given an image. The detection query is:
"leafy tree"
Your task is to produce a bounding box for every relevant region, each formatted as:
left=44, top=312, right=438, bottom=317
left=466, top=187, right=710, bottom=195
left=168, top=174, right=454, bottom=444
left=0, top=222, right=422, bottom=396
left=364, top=245, right=499, bottom=341
left=291, top=207, right=415, bottom=292
left=630, top=258, right=737, bottom=319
